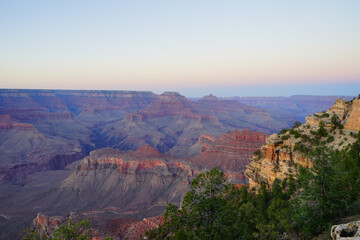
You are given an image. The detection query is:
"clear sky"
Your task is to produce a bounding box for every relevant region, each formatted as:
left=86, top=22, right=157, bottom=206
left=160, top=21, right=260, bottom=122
left=0, top=0, right=359, bottom=97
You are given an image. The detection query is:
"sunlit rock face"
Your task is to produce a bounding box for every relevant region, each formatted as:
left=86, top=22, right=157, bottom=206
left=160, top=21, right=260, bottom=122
left=246, top=97, right=360, bottom=190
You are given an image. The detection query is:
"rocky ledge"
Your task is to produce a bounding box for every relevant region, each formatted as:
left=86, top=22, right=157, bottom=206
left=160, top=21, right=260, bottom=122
left=245, top=96, right=360, bottom=189
left=331, top=221, right=360, bottom=240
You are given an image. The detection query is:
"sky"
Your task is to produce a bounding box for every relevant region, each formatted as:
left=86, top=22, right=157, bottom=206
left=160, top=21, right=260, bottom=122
left=0, top=0, right=359, bottom=97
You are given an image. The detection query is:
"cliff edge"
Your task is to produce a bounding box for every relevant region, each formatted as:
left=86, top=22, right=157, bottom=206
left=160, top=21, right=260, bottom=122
left=245, top=96, right=360, bottom=189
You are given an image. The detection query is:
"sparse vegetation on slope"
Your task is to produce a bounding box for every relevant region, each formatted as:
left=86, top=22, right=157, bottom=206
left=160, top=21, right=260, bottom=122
left=147, top=132, right=360, bottom=239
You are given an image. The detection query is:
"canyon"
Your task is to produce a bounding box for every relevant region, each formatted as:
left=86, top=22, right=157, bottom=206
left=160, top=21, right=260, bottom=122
left=0, top=129, right=266, bottom=239
left=0, top=89, right=354, bottom=239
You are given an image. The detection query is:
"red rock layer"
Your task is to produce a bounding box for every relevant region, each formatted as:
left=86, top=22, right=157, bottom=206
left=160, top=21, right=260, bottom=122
left=191, top=129, right=268, bottom=182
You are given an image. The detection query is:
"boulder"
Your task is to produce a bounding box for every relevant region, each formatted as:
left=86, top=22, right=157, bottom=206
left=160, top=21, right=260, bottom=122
left=331, top=221, right=360, bottom=240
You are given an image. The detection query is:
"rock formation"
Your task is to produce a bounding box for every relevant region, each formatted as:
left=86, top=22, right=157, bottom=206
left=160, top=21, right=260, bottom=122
left=245, top=97, right=360, bottom=189
left=190, top=129, right=268, bottom=183
left=98, top=91, right=283, bottom=156
left=2, top=89, right=272, bottom=184
left=331, top=221, right=360, bottom=240
left=34, top=129, right=265, bottom=216
left=30, top=212, right=165, bottom=240
left=16, top=129, right=265, bottom=239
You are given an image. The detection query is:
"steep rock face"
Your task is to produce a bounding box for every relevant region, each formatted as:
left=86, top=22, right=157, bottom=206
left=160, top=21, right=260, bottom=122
left=305, top=98, right=360, bottom=131
left=191, top=129, right=268, bottom=183
left=43, top=146, right=192, bottom=215
left=245, top=134, right=311, bottom=189
left=0, top=114, right=88, bottom=184
left=245, top=97, right=360, bottom=189
left=54, top=129, right=267, bottom=215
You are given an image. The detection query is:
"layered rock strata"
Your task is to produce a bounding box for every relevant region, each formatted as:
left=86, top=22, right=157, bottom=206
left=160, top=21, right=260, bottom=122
left=191, top=129, right=268, bottom=183
left=245, top=97, right=360, bottom=189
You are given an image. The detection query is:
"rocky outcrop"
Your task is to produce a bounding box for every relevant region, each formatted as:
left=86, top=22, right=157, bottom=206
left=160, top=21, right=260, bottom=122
left=305, top=98, right=360, bottom=131
left=31, top=212, right=164, bottom=240
left=32, top=213, right=68, bottom=236
left=245, top=133, right=311, bottom=189
left=245, top=97, right=360, bottom=189
left=31, top=212, right=111, bottom=240
left=344, top=99, right=360, bottom=131
left=191, top=129, right=268, bottom=183
left=331, top=221, right=360, bottom=240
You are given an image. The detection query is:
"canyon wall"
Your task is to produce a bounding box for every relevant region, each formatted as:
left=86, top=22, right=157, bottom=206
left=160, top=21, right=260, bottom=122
left=245, top=97, right=360, bottom=189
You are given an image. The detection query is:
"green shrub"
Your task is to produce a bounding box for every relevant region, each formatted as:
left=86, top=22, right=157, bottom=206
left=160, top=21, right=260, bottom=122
left=292, top=121, right=302, bottom=129
left=21, top=220, right=112, bottom=240
left=279, top=128, right=289, bottom=135
left=290, top=129, right=301, bottom=138
left=320, top=112, right=330, bottom=118
left=326, top=135, right=334, bottom=143
left=281, top=134, right=290, bottom=140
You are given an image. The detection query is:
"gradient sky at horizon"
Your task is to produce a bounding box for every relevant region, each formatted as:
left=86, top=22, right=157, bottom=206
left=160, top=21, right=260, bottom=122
left=0, top=0, right=359, bottom=97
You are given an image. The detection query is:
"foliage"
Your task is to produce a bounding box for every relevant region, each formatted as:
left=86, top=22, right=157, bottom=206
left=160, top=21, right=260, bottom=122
left=320, top=112, right=330, bottom=118
left=290, top=129, right=301, bottom=138
left=289, top=131, right=360, bottom=237
left=331, top=114, right=344, bottom=131
left=21, top=219, right=112, bottom=240
left=148, top=131, right=360, bottom=239
left=316, top=121, right=328, bottom=138
left=326, top=135, right=334, bottom=143
left=253, top=149, right=263, bottom=160
left=279, top=128, right=289, bottom=135
left=292, top=121, right=302, bottom=129
left=147, top=168, right=252, bottom=239
left=281, top=134, right=290, bottom=140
